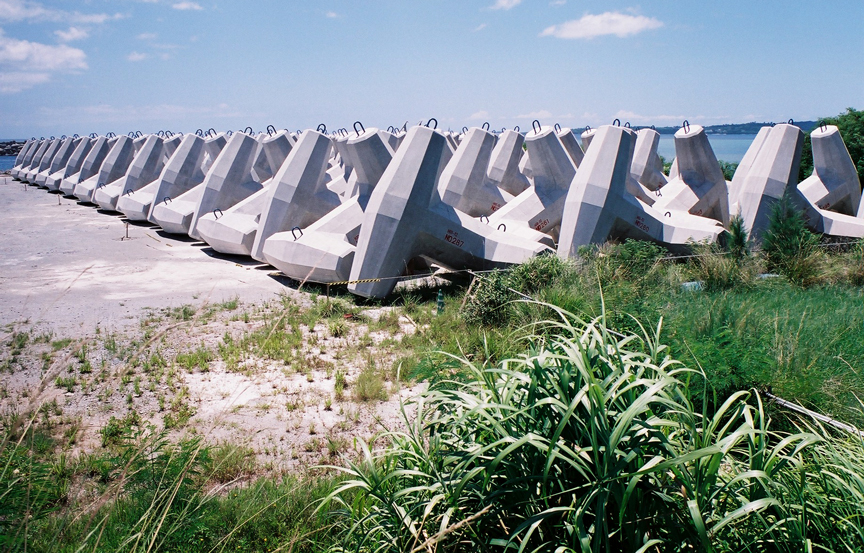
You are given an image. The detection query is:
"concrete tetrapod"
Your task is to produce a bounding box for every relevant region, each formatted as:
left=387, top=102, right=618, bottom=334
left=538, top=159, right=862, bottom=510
left=30, top=136, right=65, bottom=186
left=630, top=128, right=667, bottom=191
left=188, top=132, right=264, bottom=240
left=325, top=132, right=356, bottom=198
left=557, top=126, right=585, bottom=168
left=243, top=129, right=339, bottom=261
left=149, top=134, right=230, bottom=233
left=249, top=131, right=293, bottom=184
left=17, top=139, right=50, bottom=181
left=19, top=138, right=48, bottom=182
left=118, top=133, right=207, bottom=221
left=791, top=124, right=864, bottom=237
left=652, top=124, right=730, bottom=225
left=517, top=149, right=533, bottom=181
left=45, top=137, right=94, bottom=191
left=737, top=123, right=804, bottom=241
left=60, top=136, right=115, bottom=196
left=35, top=136, right=80, bottom=187
left=437, top=126, right=509, bottom=217
left=261, top=127, right=395, bottom=283
left=799, top=125, right=861, bottom=216
left=94, top=134, right=180, bottom=211
left=195, top=131, right=295, bottom=256
left=348, top=125, right=551, bottom=300
left=581, top=127, right=596, bottom=153
left=11, top=139, right=38, bottom=178
left=487, top=129, right=531, bottom=196
left=25, top=138, right=61, bottom=183
left=74, top=135, right=141, bottom=203
left=557, top=125, right=723, bottom=259
left=727, top=126, right=772, bottom=212
left=488, top=124, right=577, bottom=242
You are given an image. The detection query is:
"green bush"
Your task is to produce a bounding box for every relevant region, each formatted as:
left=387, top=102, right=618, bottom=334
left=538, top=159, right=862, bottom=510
left=762, top=190, right=824, bottom=286
left=461, top=269, right=516, bottom=326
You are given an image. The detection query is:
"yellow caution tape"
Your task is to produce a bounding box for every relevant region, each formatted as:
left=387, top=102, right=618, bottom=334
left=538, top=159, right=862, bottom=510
left=326, top=278, right=382, bottom=286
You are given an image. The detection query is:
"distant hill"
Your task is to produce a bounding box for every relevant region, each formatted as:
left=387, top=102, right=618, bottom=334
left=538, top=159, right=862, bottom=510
left=651, top=121, right=818, bottom=135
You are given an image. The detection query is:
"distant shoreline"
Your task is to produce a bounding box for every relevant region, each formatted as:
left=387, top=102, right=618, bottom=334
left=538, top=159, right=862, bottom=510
left=652, top=121, right=818, bottom=135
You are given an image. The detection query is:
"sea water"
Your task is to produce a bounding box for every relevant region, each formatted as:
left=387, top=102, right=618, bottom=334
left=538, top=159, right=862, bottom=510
left=0, top=156, right=16, bottom=172
left=657, top=134, right=758, bottom=164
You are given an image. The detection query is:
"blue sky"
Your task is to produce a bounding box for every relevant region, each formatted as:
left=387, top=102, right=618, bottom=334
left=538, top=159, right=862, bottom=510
left=1, top=0, right=862, bottom=138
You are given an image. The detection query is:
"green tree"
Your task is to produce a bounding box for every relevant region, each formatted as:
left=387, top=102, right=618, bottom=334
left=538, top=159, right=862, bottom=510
left=798, top=107, right=864, bottom=184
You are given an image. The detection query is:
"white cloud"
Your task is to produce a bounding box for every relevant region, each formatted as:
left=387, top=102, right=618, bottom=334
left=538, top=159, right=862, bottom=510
left=172, top=2, right=203, bottom=11
left=0, top=0, right=123, bottom=24
left=73, top=13, right=124, bottom=24
left=127, top=51, right=148, bottom=62
left=540, top=11, right=663, bottom=40
left=325, top=11, right=338, bottom=18
left=489, top=0, right=521, bottom=10
left=550, top=0, right=566, bottom=5
left=469, top=110, right=489, bottom=120
left=516, top=109, right=553, bottom=120
left=137, top=33, right=158, bottom=40
left=0, top=27, right=86, bottom=93
left=0, top=0, right=52, bottom=21
left=0, top=29, right=87, bottom=71
left=473, top=23, right=487, bottom=32
left=55, top=26, right=89, bottom=42
left=0, top=70, right=49, bottom=92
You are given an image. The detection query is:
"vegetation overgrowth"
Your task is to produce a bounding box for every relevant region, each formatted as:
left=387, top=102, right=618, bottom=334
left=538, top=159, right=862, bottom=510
left=324, top=309, right=864, bottom=552
left=2, top=107, right=864, bottom=551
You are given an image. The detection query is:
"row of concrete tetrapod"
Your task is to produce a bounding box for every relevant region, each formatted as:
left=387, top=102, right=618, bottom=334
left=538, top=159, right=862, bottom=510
left=10, top=120, right=864, bottom=299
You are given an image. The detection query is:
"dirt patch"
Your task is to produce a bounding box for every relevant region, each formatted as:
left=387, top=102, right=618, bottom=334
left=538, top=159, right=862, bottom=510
left=0, top=295, right=429, bottom=472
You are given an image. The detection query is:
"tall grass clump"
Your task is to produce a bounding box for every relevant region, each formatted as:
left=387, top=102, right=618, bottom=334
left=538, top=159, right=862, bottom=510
left=323, top=305, right=864, bottom=552
left=846, top=239, right=864, bottom=285
left=762, top=191, right=824, bottom=286
left=688, top=215, right=761, bottom=291
left=1, top=409, right=340, bottom=552
left=462, top=254, right=575, bottom=326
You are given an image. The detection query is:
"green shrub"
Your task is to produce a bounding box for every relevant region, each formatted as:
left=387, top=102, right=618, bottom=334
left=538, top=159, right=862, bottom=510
left=461, top=269, right=516, bottom=326
left=762, top=190, right=824, bottom=286
left=508, top=253, right=572, bottom=294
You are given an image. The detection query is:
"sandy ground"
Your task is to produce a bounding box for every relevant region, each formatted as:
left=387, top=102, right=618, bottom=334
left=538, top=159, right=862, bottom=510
left=0, top=174, right=293, bottom=336
left=0, top=173, right=432, bottom=473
